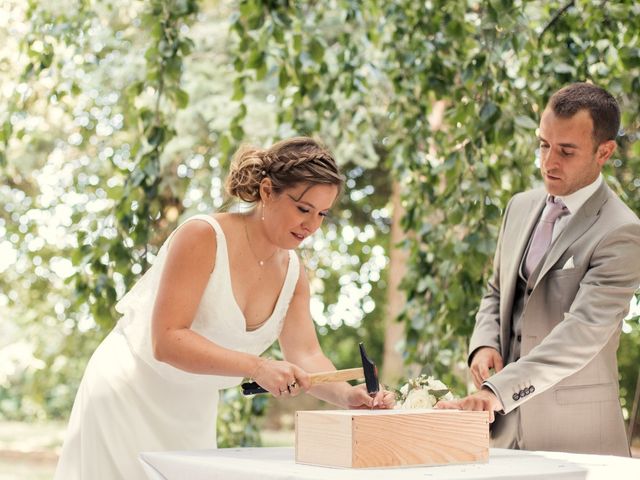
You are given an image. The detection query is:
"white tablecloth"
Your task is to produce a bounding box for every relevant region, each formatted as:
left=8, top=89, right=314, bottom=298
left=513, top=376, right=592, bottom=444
left=140, top=446, right=639, bottom=480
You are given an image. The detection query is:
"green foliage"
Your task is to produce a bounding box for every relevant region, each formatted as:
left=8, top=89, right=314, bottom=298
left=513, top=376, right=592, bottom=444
left=1, top=0, right=390, bottom=446
left=2, top=0, right=640, bottom=446
left=0, top=0, right=202, bottom=417
left=226, top=0, right=394, bottom=371
left=217, top=389, right=267, bottom=447
left=73, top=0, right=199, bottom=328
left=389, top=0, right=640, bottom=396
left=367, top=0, right=640, bottom=406
left=226, top=0, right=640, bottom=414
left=619, top=315, right=640, bottom=432
left=0, top=0, right=102, bottom=421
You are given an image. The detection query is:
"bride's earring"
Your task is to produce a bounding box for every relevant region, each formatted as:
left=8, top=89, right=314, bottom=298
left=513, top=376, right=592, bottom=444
left=261, top=202, right=265, bottom=221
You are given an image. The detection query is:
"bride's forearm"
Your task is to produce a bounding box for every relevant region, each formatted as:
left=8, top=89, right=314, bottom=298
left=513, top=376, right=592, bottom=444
left=287, top=351, right=351, bottom=407
left=307, top=382, right=353, bottom=408
left=153, top=327, right=261, bottom=378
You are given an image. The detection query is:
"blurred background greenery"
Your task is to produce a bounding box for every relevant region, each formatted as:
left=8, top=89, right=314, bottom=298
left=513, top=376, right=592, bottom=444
left=1, top=0, right=639, bottom=466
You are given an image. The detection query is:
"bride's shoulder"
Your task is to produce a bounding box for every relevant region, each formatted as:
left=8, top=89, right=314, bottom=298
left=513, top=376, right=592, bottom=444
left=210, top=212, right=245, bottom=240
left=171, top=216, right=218, bottom=249
left=211, top=212, right=238, bottom=228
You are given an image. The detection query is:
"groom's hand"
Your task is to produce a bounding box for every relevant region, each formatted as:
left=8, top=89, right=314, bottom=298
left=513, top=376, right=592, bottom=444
left=435, top=388, right=503, bottom=422
left=469, top=347, right=504, bottom=389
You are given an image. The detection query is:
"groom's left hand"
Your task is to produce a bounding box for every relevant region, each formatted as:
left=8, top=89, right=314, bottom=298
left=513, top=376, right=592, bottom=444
left=435, top=388, right=503, bottom=422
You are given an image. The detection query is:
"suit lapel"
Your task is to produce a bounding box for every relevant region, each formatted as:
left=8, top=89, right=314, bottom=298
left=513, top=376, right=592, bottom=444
left=534, top=182, right=609, bottom=287
left=508, top=193, right=545, bottom=286
left=500, top=191, right=545, bottom=354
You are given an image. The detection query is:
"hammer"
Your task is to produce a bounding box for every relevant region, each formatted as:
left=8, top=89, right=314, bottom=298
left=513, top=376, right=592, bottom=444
left=241, top=342, right=379, bottom=396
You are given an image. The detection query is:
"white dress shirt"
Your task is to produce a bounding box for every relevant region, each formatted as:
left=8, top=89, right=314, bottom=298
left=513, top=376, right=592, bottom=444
left=551, top=174, right=603, bottom=241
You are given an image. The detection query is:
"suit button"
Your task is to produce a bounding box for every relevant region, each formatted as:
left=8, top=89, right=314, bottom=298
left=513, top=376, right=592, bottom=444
left=526, top=288, right=532, bottom=295
left=512, top=392, right=520, bottom=401
left=529, top=386, right=535, bottom=394
left=519, top=389, right=525, bottom=397
left=517, top=334, right=522, bottom=342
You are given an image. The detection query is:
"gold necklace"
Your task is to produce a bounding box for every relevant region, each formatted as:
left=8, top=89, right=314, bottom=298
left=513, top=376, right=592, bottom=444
left=243, top=217, right=278, bottom=267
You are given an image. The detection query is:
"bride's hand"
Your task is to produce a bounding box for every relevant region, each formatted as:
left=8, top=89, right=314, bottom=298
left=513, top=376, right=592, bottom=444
left=345, top=383, right=396, bottom=409
left=252, top=358, right=310, bottom=397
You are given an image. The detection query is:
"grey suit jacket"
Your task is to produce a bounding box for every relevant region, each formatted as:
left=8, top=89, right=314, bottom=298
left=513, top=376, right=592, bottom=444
left=469, top=181, right=640, bottom=456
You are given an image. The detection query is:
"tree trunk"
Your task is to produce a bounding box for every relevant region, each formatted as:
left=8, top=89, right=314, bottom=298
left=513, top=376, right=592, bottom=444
left=381, top=100, right=447, bottom=386
left=380, top=179, right=408, bottom=385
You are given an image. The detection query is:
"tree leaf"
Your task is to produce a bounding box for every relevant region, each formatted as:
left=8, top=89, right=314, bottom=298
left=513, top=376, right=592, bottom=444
left=514, top=115, right=538, bottom=129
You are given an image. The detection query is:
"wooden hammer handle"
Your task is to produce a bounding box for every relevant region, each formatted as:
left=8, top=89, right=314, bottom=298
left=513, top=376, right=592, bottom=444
left=309, top=367, right=364, bottom=385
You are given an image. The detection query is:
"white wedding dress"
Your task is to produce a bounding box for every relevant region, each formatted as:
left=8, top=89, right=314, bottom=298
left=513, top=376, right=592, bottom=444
left=54, top=215, right=299, bottom=479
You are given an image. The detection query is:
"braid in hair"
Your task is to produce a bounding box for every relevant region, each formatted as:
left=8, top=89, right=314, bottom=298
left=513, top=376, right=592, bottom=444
left=266, top=138, right=342, bottom=194
left=224, top=137, right=342, bottom=204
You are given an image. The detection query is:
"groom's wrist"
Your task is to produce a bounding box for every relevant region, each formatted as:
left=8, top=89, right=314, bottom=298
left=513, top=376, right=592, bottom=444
left=481, top=383, right=505, bottom=413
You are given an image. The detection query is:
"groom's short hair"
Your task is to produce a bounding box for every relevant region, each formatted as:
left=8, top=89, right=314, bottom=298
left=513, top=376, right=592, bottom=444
left=548, top=82, right=620, bottom=146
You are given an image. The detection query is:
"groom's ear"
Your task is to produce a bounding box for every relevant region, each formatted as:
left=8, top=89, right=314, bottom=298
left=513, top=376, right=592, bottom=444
left=596, top=139, right=616, bottom=166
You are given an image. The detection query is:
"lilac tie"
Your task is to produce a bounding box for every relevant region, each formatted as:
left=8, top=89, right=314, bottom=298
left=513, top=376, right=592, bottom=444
left=524, top=197, right=569, bottom=276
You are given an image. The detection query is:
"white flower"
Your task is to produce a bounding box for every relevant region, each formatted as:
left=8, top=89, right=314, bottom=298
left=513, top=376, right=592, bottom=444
left=429, top=378, right=447, bottom=390
left=426, top=378, right=454, bottom=401
left=399, top=383, right=409, bottom=397
left=441, top=390, right=454, bottom=401
left=399, top=388, right=437, bottom=409
left=395, top=374, right=454, bottom=408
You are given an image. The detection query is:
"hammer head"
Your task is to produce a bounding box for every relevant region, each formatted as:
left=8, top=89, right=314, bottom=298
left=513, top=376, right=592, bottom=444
left=359, top=342, right=379, bottom=396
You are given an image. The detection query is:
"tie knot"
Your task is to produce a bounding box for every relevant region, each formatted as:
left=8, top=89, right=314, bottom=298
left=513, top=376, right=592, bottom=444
left=542, top=196, right=568, bottom=223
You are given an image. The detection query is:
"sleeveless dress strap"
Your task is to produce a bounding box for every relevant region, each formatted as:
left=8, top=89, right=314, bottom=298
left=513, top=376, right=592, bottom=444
left=176, top=215, right=300, bottom=331
left=175, top=214, right=223, bottom=236
left=270, top=250, right=300, bottom=336
left=285, top=250, right=300, bottom=292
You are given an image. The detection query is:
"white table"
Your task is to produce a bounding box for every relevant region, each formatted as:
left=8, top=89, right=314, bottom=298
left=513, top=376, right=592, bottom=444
left=140, top=446, right=639, bottom=480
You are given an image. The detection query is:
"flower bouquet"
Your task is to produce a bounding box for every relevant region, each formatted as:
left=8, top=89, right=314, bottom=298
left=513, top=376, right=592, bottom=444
left=395, top=374, right=454, bottom=409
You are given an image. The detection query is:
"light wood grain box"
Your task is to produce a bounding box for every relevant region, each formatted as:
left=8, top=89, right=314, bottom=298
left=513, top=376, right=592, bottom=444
left=295, top=409, right=489, bottom=468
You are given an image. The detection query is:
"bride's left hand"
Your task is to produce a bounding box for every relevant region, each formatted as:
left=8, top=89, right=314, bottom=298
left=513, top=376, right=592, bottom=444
left=345, top=383, right=396, bottom=409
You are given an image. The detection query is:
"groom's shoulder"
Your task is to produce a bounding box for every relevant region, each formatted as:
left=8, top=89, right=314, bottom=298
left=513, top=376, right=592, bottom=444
left=509, top=186, right=546, bottom=208
left=602, top=187, right=640, bottom=225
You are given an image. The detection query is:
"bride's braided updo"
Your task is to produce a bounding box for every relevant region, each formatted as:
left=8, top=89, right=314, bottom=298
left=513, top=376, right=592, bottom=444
left=225, top=137, right=342, bottom=202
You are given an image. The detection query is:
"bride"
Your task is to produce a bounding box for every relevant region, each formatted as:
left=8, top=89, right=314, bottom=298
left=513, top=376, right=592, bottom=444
left=54, top=137, right=395, bottom=479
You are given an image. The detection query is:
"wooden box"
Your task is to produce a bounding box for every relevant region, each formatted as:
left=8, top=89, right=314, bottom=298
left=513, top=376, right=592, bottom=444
left=295, top=409, right=489, bottom=468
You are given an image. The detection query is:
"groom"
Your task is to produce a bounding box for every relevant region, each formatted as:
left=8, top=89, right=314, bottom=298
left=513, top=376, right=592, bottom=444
left=438, top=82, right=640, bottom=456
